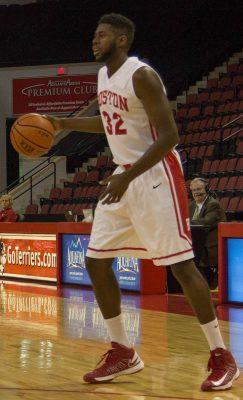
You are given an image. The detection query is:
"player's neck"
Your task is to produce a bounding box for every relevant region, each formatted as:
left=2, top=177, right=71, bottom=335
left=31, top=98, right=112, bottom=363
left=106, top=54, right=128, bottom=78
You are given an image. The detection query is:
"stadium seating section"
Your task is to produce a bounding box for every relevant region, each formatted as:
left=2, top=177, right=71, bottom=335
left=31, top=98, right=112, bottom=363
left=178, top=59, right=243, bottom=220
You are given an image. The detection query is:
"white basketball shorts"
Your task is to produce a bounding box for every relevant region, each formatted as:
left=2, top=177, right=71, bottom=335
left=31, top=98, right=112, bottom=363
left=86, top=150, right=194, bottom=266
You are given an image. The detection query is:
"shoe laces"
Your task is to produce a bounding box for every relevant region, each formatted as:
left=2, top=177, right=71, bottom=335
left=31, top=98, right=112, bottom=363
left=207, top=351, right=226, bottom=377
left=96, top=348, right=116, bottom=368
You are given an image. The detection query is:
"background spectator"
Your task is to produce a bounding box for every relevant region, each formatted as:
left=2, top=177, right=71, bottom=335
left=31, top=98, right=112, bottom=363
left=189, top=178, right=226, bottom=289
left=0, top=194, right=18, bottom=222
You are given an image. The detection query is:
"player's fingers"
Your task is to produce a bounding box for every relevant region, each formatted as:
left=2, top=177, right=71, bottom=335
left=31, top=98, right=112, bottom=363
left=99, top=176, right=112, bottom=185
left=99, top=188, right=109, bottom=200
left=42, top=114, right=62, bottom=133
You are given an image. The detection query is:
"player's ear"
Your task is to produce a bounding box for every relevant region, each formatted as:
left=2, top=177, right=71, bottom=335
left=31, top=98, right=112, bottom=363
left=118, top=34, right=128, bottom=48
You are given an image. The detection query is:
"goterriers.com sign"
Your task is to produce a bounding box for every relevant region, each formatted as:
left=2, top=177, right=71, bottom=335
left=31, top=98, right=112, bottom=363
left=13, top=75, right=97, bottom=115
left=0, top=234, right=57, bottom=281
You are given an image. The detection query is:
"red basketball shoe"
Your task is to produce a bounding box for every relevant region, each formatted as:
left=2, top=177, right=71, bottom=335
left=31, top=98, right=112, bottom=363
left=201, top=348, right=240, bottom=391
left=83, top=342, right=144, bottom=383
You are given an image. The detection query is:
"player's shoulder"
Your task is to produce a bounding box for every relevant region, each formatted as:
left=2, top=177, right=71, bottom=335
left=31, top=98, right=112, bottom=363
left=206, top=196, right=221, bottom=208
left=133, top=65, right=157, bottom=81
left=133, top=64, right=165, bottom=95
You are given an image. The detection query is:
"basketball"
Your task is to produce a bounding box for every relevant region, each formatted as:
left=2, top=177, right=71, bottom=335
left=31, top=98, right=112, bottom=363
left=10, top=113, right=55, bottom=158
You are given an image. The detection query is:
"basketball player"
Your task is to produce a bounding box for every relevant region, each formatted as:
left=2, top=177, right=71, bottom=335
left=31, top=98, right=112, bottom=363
left=47, top=13, right=239, bottom=391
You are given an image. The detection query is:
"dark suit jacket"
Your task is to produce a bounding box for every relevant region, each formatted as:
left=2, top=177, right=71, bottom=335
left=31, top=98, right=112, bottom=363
left=189, top=196, right=227, bottom=267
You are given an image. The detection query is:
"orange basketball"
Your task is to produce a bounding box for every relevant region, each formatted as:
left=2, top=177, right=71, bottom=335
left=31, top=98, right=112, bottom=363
left=10, top=113, right=55, bottom=158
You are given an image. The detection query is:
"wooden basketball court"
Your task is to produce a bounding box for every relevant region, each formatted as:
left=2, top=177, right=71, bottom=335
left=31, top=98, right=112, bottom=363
left=0, top=280, right=242, bottom=400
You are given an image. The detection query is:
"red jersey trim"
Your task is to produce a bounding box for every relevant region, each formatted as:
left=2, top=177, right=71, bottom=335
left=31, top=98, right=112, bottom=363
left=87, top=246, right=147, bottom=252
left=152, top=248, right=193, bottom=260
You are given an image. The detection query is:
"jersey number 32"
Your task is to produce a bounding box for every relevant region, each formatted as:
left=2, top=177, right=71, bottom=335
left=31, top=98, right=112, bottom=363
left=102, top=111, right=127, bottom=135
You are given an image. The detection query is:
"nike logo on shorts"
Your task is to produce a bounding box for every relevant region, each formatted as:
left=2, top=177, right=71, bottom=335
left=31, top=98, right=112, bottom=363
left=153, top=183, right=162, bottom=189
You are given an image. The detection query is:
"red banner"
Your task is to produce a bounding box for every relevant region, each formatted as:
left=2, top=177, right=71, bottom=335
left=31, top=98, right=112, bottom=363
left=0, top=234, right=57, bottom=281
left=13, top=75, right=97, bottom=114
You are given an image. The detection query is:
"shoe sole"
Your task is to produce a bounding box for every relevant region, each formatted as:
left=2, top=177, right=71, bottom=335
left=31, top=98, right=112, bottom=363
left=85, top=359, right=144, bottom=383
left=204, top=368, right=240, bottom=391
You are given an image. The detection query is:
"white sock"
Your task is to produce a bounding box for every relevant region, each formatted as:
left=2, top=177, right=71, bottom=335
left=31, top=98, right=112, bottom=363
left=104, top=314, right=131, bottom=348
left=200, top=318, right=226, bottom=351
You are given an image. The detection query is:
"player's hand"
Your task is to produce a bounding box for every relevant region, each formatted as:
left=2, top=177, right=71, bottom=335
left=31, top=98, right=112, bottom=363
left=43, top=115, right=64, bottom=133
left=99, top=172, right=131, bottom=204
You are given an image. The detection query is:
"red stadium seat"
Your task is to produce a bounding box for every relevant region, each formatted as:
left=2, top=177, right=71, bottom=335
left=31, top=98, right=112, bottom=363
left=222, top=90, right=235, bottom=103
left=25, top=204, right=38, bottom=214
left=218, top=76, right=231, bottom=89
left=73, top=171, right=87, bottom=184
left=60, top=187, right=73, bottom=202
left=96, top=156, right=108, bottom=169
left=203, top=105, right=215, bottom=117
left=219, top=196, right=230, bottom=210
left=209, top=177, right=219, bottom=191
left=49, top=204, right=59, bottom=214
left=204, top=145, right=215, bottom=159
left=186, top=94, right=198, bottom=104
left=49, top=187, right=61, bottom=201
left=235, top=176, right=243, bottom=192
left=226, top=158, right=238, bottom=174
left=187, top=106, right=200, bottom=119
left=217, top=159, right=229, bottom=175
left=207, top=79, right=218, bottom=89
left=86, top=170, right=100, bottom=184
left=210, top=90, right=222, bottom=103
left=227, top=196, right=240, bottom=212
left=232, top=75, right=243, bottom=87
left=40, top=204, right=50, bottom=214
left=236, top=141, right=243, bottom=156
left=198, top=91, right=210, bottom=103
left=227, top=63, right=238, bottom=73
left=201, top=159, right=212, bottom=176
left=217, top=177, right=229, bottom=192
left=225, top=176, right=238, bottom=193
left=237, top=197, right=243, bottom=211
left=235, top=158, right=243, bottom=173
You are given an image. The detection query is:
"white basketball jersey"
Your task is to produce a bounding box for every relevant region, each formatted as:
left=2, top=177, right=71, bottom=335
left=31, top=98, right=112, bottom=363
left=98, top=56, right=165, bottom=165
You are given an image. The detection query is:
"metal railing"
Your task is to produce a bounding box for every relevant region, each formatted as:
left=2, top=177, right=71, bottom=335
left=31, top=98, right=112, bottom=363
left=222, top=113, right=243, bottom=142
left=8, top=160, right=57, bottom=204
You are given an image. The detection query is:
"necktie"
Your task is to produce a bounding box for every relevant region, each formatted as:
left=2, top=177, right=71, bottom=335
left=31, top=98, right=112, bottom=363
left=192, top=205, right=200, bottom=220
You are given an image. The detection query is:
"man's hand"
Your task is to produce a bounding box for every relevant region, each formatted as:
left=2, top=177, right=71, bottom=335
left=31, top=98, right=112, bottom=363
left=43, top=115, right=64, bottom=133
left=99, top=172, right=132, bottom=204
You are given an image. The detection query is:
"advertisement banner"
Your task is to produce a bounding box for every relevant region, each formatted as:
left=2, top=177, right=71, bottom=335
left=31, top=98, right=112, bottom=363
left=13, top=75, right=97, bottom=115
left=0, top=234, right=57, bottom=281
left=62, top=234, right=141, bottom=291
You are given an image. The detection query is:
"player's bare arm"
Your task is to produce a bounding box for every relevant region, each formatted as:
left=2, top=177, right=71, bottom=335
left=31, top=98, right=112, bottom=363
left=126, top=66, right=179, bottom=179
left=46, top=114, right=105, bottom=135
left=100, top=67, right=179, bottom=204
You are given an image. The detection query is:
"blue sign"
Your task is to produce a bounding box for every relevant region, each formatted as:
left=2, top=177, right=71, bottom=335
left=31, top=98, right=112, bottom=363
left=62, top=234, right=141, bottom=291
left=227, top=238, right=243, bottom=303
left=229, top=307, right=243, bottom=367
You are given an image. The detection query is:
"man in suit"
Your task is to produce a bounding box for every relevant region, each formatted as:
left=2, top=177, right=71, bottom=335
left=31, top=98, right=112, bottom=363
left=189, top=178, right=227, bottom=289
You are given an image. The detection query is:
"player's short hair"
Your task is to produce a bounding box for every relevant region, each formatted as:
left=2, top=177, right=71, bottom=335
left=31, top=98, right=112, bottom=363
left=98, top=13, right=135, bottom=49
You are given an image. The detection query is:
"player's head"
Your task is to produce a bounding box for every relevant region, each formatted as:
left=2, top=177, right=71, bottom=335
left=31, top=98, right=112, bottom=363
left=190, top=178, right=208, bottom=204
left=93, top=13, right=135, bottom=62
left=0, top=194, right=13, bottom=209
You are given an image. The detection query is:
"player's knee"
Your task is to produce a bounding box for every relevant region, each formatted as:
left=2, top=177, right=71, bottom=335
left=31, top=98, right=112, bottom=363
left=85, top=256, right=112, bottom=278
left=171, top=259, right=195, bottom=283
